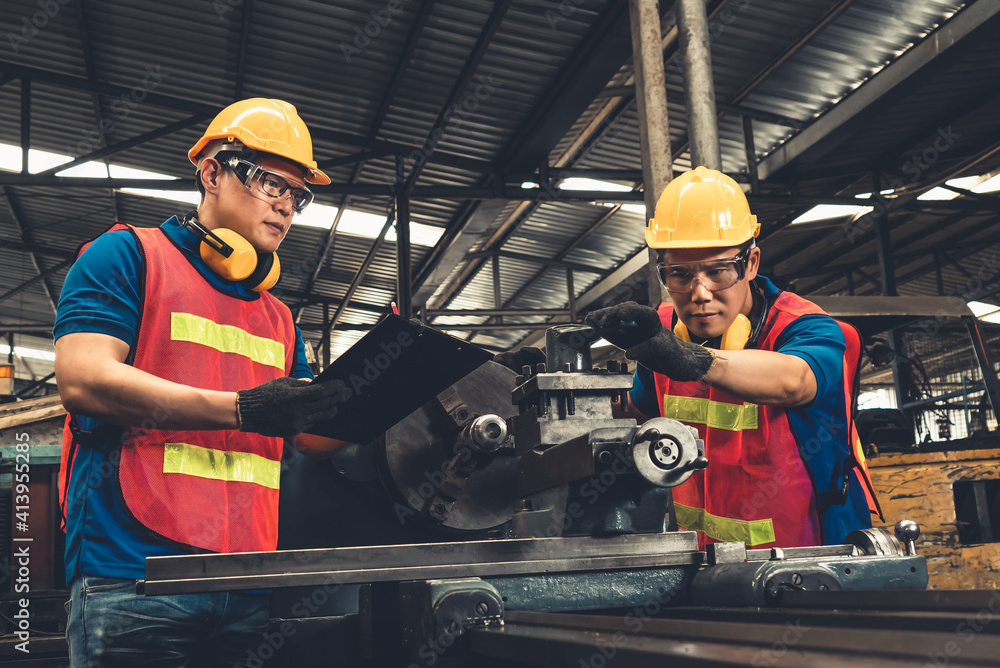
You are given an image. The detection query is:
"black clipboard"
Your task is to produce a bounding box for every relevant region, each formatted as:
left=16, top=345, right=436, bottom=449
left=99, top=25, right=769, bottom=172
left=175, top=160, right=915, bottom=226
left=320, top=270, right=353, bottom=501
left=305, top=315, right=494, bottom=443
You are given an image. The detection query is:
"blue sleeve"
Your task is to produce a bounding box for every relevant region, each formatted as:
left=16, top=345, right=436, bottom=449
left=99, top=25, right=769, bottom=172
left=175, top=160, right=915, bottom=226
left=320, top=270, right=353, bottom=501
left=293, top=327, right=314, bottom=380
left=773, top=314, right=845, bottom=406
left=54, top=230, right=141, bottom=346
left=629, top=363, right=661, bottom=417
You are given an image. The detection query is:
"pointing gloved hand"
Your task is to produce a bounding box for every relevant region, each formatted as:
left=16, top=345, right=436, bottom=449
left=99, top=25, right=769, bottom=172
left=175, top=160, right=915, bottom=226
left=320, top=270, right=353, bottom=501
left=584, top=301, right=715, bottom=382
left=493, top=346, right=546, bottom=372
left=236, top=376, right=352, bottom=438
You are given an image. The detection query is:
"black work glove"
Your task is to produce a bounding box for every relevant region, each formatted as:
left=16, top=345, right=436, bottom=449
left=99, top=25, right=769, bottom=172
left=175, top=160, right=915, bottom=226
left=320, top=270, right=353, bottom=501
left=584, top=302, right=715, bottom=382
left=236, top=377, right=352, bottom=438
left=493, top=346, right=546, bottom=372
left=584, top=301, right=663, bottom=349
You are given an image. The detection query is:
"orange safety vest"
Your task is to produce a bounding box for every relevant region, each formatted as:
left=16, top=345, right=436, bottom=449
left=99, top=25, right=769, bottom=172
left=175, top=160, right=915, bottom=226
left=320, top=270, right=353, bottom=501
left=654, top=293, right=881, bottom=549
left=58, top=224, right=295, bottom=553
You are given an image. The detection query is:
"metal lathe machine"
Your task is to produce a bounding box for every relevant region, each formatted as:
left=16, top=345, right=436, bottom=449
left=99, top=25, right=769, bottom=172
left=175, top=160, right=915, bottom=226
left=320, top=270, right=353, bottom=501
left=139, top=324, right=1000, bottom=667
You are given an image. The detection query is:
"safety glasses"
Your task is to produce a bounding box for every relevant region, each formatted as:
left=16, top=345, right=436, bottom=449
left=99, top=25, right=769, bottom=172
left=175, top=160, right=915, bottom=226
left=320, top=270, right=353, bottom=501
left=222, top=157, right=314, bottom=214
left=656, top=245, right=753, bottom=293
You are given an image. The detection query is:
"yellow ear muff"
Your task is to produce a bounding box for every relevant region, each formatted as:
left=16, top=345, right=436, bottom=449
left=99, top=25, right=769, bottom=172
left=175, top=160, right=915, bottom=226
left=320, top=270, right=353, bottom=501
left=674, top=313, right=752, bottom=350
left=242, top=252, right=281, bottom=292
left=199, top=228, right=258, bottom=281
left=673, top=319, right=692, bottom=342
left=719, top=313, right=752, bottom=351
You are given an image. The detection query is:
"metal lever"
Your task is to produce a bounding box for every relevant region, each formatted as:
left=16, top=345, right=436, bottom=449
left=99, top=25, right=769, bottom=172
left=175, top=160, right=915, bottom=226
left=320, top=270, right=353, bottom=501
left=894, top=519, right=920, bottom=555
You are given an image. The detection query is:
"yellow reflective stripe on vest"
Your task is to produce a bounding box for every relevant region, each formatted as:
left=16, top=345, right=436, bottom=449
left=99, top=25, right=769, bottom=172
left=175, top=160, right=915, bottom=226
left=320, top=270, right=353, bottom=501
left=674, top=503, right=775, bottom=546
left=663, top=395, right=758, bottom=431
left=163, top=442, right=280, bottom=490
left=170, top=312, right=285, bottom=369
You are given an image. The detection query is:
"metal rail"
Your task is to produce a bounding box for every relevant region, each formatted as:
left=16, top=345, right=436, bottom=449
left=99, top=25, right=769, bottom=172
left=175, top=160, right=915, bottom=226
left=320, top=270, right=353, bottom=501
left=471, top=602, right=1000, bottom=666
left=140, top=533, right=702, bottom=596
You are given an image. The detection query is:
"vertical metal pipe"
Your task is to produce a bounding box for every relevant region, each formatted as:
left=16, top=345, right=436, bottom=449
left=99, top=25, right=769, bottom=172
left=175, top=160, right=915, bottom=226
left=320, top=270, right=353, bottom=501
left=872, top=171, right=909, bottom=422
left=934, top=253, right=945, bottom=295
left=396, top=194, right=412, bottom=319
left=492, top=254, right=503, bottom=325
left=322, top=303, right=331, bottom=369
left=20, top=79, right=30, bottom=174
left=873, top=171, right=898, bottom=297
left=630, top=0, right=676, bottom=530
left=395, top=155, right=412, bottom=319
left=965, top=315, right=1000, bottom=428
left=676, top=0, right=721, bottom=170
left=629, top=0, right=673, bottom=307
left=742, top=115, right=759, bottom=194
left=845, top=271, right=855, bottom=296
left=566, top=268, right=577, bottom=323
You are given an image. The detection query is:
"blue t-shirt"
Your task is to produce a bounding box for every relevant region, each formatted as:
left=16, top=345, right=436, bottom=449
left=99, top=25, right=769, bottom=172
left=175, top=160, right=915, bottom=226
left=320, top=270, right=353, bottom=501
left=630, top=276, right=871, bottom=544
left=55, top=216, right=312, bottom=583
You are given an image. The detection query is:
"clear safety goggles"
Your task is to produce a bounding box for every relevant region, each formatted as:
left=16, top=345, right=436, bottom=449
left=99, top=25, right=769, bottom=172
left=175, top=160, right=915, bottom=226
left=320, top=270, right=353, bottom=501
left=656, top=244, right=753, bottom=293
left=222, top=156, right=314, bottom=214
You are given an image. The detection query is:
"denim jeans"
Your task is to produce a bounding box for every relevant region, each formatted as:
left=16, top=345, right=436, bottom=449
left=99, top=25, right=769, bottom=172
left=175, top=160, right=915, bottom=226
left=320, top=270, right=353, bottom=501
left=65, top=575, right=270, bottom=667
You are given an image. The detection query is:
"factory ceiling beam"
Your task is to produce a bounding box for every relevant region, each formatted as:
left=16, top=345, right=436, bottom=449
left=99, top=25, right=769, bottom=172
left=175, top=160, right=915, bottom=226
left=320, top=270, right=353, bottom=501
left=755, top=0, right=1000, bottom=180
left=34, top=113, right=211, bottom=177
left=5, top=173, right=989, bottom=213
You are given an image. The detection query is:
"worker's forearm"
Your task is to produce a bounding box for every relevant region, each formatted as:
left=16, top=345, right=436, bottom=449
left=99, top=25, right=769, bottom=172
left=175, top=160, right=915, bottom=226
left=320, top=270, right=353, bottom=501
left=56, top=342, right=239, bottom=430
left=701, top=348, right=817, bottom=407
left=61, top=362, right=239, bottom=430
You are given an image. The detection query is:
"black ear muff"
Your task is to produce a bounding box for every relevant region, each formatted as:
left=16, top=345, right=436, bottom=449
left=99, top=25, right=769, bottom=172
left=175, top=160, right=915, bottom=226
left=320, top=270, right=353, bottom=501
left=241, top=252, right=280, bottom=292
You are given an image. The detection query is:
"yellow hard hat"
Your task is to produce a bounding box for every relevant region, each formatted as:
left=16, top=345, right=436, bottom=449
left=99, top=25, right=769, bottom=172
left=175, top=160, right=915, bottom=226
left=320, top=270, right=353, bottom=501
left=188, top=98, right=330, bottom=185
left=646, top=166, right=758, bottom=249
